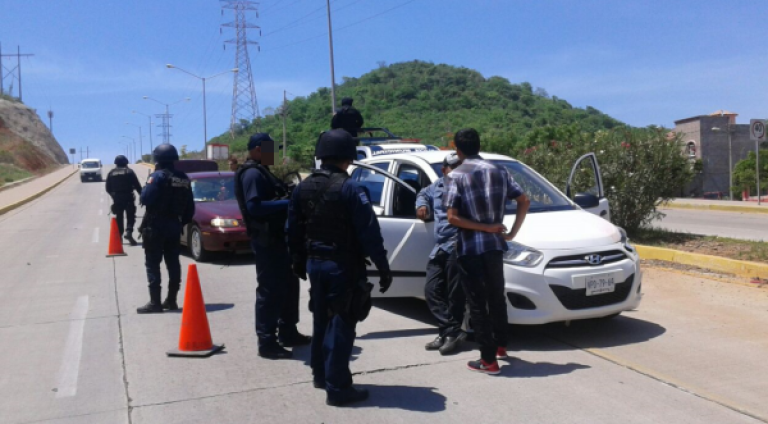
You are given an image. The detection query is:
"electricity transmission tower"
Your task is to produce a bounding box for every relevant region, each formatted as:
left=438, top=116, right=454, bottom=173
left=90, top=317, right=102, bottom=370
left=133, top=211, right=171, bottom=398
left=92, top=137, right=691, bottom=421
left=221, top=0, right=261, bottom=137
left=0, top=44, right=34, bottom=101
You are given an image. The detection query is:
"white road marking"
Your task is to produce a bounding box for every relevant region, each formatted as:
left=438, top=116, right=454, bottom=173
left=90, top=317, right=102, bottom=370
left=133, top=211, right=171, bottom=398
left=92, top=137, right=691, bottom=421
left=54, top=296, right=89, bottom=398
left=91, top=228, right=99, bottom=243
left=389, top=223, right=415, bottom=264
left=98, top=209, right=102, bottom=216
left=100, top=197, right=104, bottom=203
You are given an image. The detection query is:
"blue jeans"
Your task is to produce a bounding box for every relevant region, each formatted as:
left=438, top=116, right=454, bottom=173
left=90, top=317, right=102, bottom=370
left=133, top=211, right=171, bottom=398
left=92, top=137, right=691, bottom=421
left=252, top=239, right=300, bottom=347
left=307, top=258, right=357, bottom=394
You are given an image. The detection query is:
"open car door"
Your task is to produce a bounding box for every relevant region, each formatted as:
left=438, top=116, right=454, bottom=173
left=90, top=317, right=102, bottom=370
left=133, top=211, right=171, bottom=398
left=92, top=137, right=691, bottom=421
left=351, top=162, right=436, bottom=299
left=566, top=153, right=610, bottom=221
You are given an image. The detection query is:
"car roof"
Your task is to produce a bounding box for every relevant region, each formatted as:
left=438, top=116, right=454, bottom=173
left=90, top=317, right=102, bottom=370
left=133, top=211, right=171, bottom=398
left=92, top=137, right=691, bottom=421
left=363, top=143, right=431, bottom=150
left=81, top=158, right=100, bottom=162
left=360, top=150, right=518, bottom=165
left=188, top=171, right=234, bottom=178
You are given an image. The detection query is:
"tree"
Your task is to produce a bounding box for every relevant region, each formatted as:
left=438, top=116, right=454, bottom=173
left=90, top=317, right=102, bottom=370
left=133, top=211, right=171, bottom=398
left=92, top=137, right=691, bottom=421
left=732, top=150, right=768, bottom=198
left=180, top=145, right=188, bottom=159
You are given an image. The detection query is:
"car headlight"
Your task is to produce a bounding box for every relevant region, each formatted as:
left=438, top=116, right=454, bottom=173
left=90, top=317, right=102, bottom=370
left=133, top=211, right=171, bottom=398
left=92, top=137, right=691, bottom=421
left=211, top=218, right=240, bottom=228
left=618, top=227, right=636, bottom=253
left=503, top=241, right=543, bottom=267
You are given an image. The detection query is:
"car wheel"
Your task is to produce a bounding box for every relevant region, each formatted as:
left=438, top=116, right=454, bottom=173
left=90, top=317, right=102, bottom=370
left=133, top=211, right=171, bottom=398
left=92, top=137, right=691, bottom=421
left=189, top=226, right=211, bottom=262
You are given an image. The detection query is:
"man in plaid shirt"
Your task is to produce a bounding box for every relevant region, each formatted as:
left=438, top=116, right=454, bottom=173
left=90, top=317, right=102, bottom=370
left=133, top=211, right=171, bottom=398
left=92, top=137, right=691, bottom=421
left=444, top=128, right=530, bottom=375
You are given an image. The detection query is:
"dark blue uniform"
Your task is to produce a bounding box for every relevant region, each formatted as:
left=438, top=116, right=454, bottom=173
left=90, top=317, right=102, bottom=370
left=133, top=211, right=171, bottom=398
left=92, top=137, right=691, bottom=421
left=287, top=165, right=389, bottom=397
left=140, top=168, right=195, bottom=297
left=237, top=164, right=301, bottom=348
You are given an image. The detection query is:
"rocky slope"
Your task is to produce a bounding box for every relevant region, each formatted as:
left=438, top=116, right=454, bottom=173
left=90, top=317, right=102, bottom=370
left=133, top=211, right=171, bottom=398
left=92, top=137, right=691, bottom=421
left=0, top=98, right=68, bottom=172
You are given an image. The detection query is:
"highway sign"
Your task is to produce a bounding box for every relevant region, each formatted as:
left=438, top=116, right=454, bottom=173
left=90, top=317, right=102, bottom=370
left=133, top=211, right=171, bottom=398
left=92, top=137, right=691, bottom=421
left=750, top=119, right=766, bottom=141
left=69, top=148, right=76, bottom=154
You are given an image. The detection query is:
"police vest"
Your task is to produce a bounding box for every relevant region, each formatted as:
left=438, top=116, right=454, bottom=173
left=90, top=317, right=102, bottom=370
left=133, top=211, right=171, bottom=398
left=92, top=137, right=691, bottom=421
left=147, top=169, right=191, bottom=220
left=234, top=162, right=290, bottom=238
left=108, top=167, right=135, bottom=193
left=298, top=170, right=356, bottom=254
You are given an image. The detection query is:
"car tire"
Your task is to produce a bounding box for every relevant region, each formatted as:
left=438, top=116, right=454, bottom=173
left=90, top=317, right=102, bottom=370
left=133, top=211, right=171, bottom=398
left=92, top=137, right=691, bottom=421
left=188, top=225, right=211, bottom=262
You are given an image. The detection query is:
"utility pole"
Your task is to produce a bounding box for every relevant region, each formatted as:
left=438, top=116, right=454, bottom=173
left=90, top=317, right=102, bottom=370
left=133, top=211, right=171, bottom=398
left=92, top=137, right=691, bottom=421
left=326, top=0, right=337, bottom=113
left=0, top=45, right=34, bottom=101
left=47, top=109, right=53, bottom=134
left=221, top=0, right=261, bottom=137
left=282, top=90, right=287, bottom=159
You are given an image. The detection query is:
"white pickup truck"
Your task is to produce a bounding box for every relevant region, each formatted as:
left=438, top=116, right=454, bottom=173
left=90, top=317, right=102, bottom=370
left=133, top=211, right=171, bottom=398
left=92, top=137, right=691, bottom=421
left=79, top=159, right=103, bottom=182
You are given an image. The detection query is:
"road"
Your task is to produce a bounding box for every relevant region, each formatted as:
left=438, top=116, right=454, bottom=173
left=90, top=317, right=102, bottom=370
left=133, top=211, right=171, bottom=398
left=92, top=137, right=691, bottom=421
left=1, top=166, right=767, bottom=423
left=655, top=208, right=768, bottom=241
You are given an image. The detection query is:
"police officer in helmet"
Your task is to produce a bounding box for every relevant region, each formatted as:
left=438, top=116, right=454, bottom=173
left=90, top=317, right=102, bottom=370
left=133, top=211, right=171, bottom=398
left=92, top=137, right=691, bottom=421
left=234, top=133, right=310, bottom=359
left=106, top=155, right=142, bottom=246
left=137, top=144, right=195, bottom=314
left=287, top=129, right=393, bottom=406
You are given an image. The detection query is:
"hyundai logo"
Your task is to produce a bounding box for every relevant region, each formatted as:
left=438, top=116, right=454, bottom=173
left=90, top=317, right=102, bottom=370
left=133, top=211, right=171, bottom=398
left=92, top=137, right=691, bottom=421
left=585, top=254, right=603, bottom=265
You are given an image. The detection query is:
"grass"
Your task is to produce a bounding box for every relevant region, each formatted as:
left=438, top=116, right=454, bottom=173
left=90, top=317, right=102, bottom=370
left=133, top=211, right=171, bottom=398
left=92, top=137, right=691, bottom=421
left=632, top=227, right=768, bottom=264
left=0, top=163, right=32, bottom=187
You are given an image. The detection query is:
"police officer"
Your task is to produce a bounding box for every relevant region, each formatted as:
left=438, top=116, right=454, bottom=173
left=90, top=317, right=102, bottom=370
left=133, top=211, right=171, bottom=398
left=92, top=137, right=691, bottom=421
left=105, top=155, right=142, bottom=246
left=287, top=129, right=393, bottom=406
left=234, top=133, right=310, bottom=359
left=330, top=97, right=364, bottom=137
left=137, top=144, right=195, bottom=314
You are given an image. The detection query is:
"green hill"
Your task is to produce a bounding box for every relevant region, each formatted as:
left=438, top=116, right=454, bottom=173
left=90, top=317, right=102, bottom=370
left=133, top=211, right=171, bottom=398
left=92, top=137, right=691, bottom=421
left=207, top=60, right=624, bottom=166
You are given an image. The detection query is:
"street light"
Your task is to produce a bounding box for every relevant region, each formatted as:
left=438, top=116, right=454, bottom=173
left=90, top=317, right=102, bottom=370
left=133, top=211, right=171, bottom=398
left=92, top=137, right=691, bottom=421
left=132, top=110, right=154, bottom=161
left=142, top=96, right=190, bottom=145
left=712, top=126, right=735, bottom=200
left=125, top=122, right=143, bottom=162
left=326, top=0, right=337, bottom=113
left=166, top=64, right=238, bottom=159
left=121, top=136, right=135, bottom=164
left=117, top=140, right=130, bottom=162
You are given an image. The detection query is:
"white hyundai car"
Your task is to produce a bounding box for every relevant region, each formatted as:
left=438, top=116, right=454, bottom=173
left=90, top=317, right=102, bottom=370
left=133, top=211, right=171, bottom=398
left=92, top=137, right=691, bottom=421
left=350, top=150, right=642, bottom=325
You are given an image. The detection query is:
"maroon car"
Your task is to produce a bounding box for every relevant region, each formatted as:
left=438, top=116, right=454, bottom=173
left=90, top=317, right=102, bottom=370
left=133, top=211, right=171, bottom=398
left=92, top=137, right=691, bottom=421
left=180, top=171, right=250, bottom=262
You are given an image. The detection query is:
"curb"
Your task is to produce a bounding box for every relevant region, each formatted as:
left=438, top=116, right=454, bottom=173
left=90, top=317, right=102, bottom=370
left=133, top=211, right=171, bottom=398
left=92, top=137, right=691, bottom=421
left=662, top=202, right=768, bottom=215
left=0, top=168, right=79, bottom=216
left=636, top=244, right=768, bottom=279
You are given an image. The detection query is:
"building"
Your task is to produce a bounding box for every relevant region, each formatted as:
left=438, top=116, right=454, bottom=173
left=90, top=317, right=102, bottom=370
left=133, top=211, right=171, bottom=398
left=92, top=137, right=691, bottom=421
left=674, top=110, right=759, bottom=198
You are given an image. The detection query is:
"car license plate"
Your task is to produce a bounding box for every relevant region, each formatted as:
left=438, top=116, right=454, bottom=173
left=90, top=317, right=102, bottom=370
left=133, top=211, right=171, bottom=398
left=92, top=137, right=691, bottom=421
left=585, top=272, right=617, bottom=296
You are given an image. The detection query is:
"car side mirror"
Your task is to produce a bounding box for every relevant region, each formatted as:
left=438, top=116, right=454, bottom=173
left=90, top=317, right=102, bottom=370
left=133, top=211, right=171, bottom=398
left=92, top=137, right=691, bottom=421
left=573, top=193, right=600, bottom=209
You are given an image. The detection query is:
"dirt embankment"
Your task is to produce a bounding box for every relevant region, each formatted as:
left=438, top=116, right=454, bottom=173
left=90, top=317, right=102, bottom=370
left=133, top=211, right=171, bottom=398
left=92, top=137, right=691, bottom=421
left=0, top=98, right=68, bottom=174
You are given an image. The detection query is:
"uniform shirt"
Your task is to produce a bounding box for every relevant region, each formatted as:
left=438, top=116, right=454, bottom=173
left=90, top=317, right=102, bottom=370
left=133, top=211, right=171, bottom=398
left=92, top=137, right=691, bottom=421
left=287, top=165, right=390, bottom=273
left=140, top=168, right=195, bottom=225
left=444, top=155, right=524, bottom=257
left=415, top=177, right=458, bottom=259
left=330, top=107, right=364, bottom=136
left=238, top=162, right=289, bottom=219
left=105, top=167, right=142, bottom=196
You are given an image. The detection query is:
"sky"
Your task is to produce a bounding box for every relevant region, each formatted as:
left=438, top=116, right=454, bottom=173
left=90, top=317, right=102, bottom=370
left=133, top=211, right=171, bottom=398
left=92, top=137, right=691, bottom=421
left=1, top=0, right=766, bottom=162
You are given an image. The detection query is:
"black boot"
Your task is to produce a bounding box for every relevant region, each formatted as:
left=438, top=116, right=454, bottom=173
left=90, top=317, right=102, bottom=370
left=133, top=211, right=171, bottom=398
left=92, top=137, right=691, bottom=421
left=124, top=231, right=138, bottom=246
left=278, top=329, right=312, bottom=347
left=326, top=386, right=369, bottom=407
left=137, top=287, right=164, bottom=314
left=162, top=287, right=179, bottom=311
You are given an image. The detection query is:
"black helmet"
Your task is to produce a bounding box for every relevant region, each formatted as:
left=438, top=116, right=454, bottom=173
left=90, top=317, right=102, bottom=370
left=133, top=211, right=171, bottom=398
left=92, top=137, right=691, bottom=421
left=114, top=155, right=129, bottom=166
left=153, top=144, right=179, bottom=163
left=315, top=129, right=356, bottom=161
left=341, top=97, right=353, bottom=106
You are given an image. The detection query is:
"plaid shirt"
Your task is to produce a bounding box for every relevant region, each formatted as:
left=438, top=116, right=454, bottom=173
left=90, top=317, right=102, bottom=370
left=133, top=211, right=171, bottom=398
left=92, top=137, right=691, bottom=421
left=444, top=155, right=524, bottom=256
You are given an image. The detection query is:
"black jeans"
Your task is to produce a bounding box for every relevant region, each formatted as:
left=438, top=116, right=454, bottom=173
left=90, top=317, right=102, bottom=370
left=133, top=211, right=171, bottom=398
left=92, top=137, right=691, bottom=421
left=458, top=250, right=507, bottom=362
left=112, top=193, right=136, bottom=236
left=425, top=249, right=465, bottom=338
left=251, top=239, right=300, bottom=347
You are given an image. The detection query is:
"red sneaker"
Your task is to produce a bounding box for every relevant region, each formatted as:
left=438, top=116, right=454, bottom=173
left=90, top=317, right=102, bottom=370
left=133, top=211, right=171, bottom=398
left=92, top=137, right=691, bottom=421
left=496, top=347, right=509, bottom=359
left=467, top=359, right=500, bottom=375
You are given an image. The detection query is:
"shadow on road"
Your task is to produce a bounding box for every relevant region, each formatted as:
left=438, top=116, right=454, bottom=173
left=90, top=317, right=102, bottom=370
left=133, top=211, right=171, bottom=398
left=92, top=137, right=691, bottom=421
left=499, top=358, right=590, bottom=378
left=371, top=298, right=666, bottom=351
left=166, top=303, right=235, bottom=314
left=352, top=385, right=447, bottom=412
left=180, top=250, right=254, bottom=267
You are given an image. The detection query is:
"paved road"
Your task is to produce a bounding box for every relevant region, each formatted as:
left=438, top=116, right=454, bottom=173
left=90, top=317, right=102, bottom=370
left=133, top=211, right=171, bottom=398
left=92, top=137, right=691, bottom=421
left=655, top=208, right=768, bottom=241
left=1, top=166, right=767, bottom=423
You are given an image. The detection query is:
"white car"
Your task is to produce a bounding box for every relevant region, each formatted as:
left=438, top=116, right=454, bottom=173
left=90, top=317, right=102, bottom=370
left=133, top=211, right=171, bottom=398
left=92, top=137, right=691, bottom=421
left=80, top=159, right=103, bottom=182
left=351, top=151, right=642, bottom=325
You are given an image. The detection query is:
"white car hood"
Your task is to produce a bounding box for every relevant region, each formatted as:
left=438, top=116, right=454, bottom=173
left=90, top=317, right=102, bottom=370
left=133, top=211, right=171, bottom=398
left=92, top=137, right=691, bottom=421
left=503, top=210, right=620, bottom=250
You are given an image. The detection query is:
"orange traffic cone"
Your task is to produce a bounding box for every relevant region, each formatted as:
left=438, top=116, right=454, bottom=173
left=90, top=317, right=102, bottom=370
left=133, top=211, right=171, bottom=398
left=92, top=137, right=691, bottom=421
left=106, top=217, right=127, bottom=257
left=167, top=264, right=224, bottom=357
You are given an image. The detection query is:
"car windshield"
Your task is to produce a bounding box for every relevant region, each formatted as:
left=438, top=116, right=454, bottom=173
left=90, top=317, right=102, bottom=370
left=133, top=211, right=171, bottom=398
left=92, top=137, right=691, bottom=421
left=430, top=160, right=574, bottom=213
left=191, top=176, right=235, bottom=202
left=81, top=162, right=99, bottom=169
